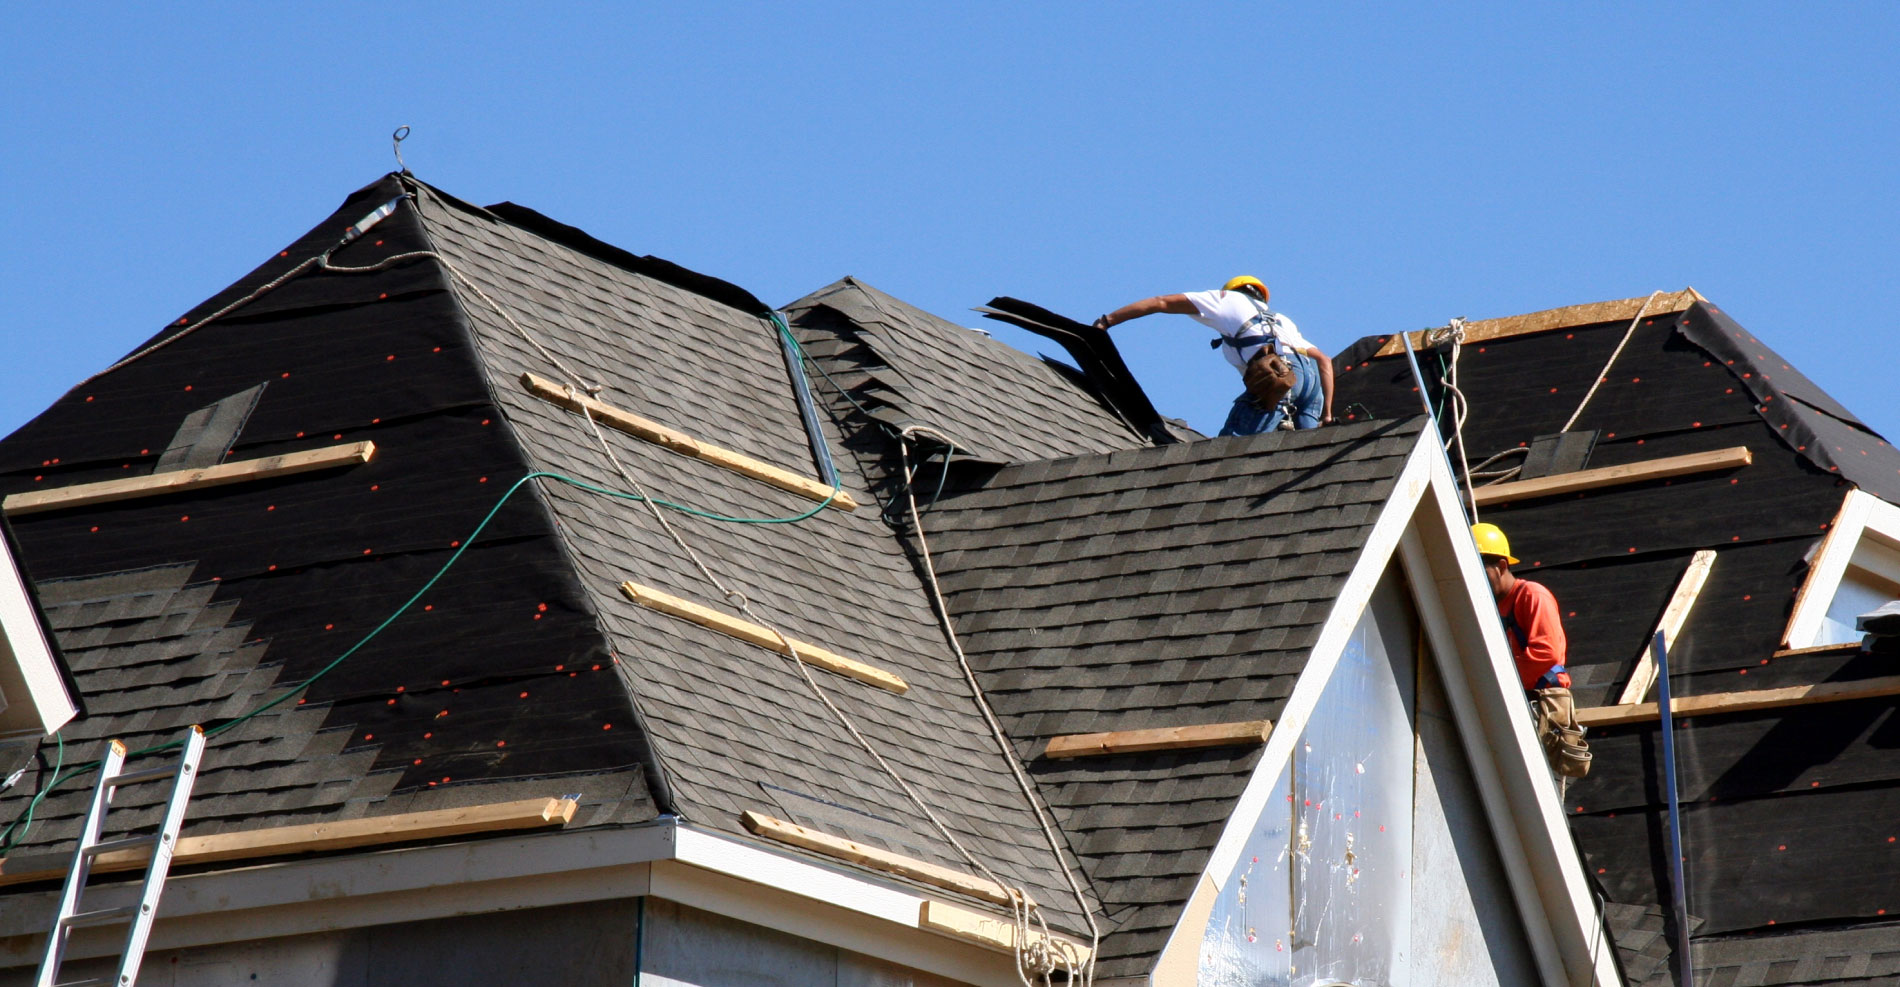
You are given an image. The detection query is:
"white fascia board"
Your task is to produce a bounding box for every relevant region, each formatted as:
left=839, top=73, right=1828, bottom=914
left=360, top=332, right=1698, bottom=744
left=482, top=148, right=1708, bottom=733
left=0, top=527, right=77, bottom=736
left=0, top=818, right=1047, bottom=986
left=0, top=824, right=669, bottom=967
left=1398, top=477, right=1622, bottom=987
left=1785, top=490, right=1900, bottom=648
left=1148, top=432, right=1623, bottom=987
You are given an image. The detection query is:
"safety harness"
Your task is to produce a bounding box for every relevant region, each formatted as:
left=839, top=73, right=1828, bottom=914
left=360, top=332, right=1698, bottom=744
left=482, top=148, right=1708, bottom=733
left=1208, top=294, right=1290, bottom=363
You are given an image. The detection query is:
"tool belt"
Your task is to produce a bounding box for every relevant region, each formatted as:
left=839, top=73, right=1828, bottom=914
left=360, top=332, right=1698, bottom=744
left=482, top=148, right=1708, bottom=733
left=1532, top=686, right=1592, bottom=778
left=1243, top=347, right=1296, bottom=412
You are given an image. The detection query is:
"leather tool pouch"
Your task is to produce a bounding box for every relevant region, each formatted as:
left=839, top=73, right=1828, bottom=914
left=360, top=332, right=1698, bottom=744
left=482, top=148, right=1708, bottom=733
left=1243, top=348, right=1296, bottom=411
left=1533, top=686, right=1592, bottom=778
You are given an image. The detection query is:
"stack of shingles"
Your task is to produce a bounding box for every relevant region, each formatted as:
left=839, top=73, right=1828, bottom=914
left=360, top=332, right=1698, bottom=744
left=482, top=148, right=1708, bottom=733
left=1856, top=601, right=1900, bottom=655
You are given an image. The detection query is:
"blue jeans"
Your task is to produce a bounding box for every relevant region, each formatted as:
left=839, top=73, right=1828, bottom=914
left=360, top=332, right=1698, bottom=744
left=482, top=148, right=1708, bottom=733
left=1219, top=350, right=1322, bottom=436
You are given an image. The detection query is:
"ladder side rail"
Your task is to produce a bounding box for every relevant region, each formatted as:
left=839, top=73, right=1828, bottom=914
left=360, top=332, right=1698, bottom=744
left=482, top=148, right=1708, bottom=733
left=112, top=727, right=205, bottom=987
left=35, top=742, right=129, bottom=987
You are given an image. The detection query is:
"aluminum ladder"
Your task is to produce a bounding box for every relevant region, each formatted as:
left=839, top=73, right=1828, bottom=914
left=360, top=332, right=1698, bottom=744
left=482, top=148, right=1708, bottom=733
left=35, top=726, right=205, bottom=987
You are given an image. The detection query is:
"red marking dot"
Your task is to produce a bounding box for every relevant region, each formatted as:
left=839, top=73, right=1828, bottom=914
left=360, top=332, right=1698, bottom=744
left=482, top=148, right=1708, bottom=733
left=268, top=564, right=277, bottom=571
left=538, top=603, right=548, bottom=612
left=520, top=691, right=530, bottom=699
left=1597, top=868, right=1606, bottom=874
left=1549, top=387, right=1558, bottom=393
left=441, top=680, right=450, bottom=686
left=387, top=355, right=396, bottom=361
left=481, top=419, right=491, bottom=426
left=85, top=395, right=93, bottom=402
left=592, top=664, right=602, bottom=671
left=450, top=540, right=461, bottom=547
left=441, top=777, right=451, bottom=783
left=296, top=432, right=305, bottom=438
left=89, top=526, right=98, bottom=533
left=554, top=664, right=564, bottom=671
left=364, top=734, right=373, bottom=740
left=268, top=505, right=276, bottom=511
left=424, top=732, right=433, bottom=739
left=497, top=741, right=506, bottom=747
left=1811, top=781, right=1819, bottom=787
left=1607, top=432, right=1615, bottom=438
left=423, top=604, right=433, bottom=611
left=602, top=723, right=613, bottom=730
left=379, top=293, right=388, bottom=300
left=298, top=698, right=306, bottom=704
left=413, top=758, right=422, bottom=765
left=1566, top=333, right=1574, bottom=339
left=333, top=433, right=343, bottom=440
left=1743, top=594, right=1752, bottom=600
left=1637, top=438, right=1645, bottom=445
left=179, top=317, right=190, bottom=324
left=436, top=710, right=448, bottom=718
left=375, top=240, right=383, bottom=246
left=1778, top=844, right=1786, bottom=851
left=370, top=484, right=380, bottom=491
left=180, top=515, right=190, bottom=522
left=32, top=476, right=40, bottom=482
left=1693, top=422, right=1702, bottom=428
left=184, top=385, right=193, bottom=391
left=479, top=477, right=488, bottom=483
left=363, top=548, right=373, bottom=555
left=533, top=614, right=541, bottom=620
left=1628, top=547, right=1636, bottom=553
left=387, top=698, right=396, bottom=705
left=325, top=623, right=334, bottom=630
left=433, top=346, right=442, bottom=353
left=280, top=251, right=289, bottom=257
left=1631, top=377, right=1640, bottom=383
left=1379, top=825, right=1385, bottom=832
left=1726, top=388, right=1733, bottom=394
left=371, top=418, right=381, bottom=425
left=396, top=685, right=405, bottom=692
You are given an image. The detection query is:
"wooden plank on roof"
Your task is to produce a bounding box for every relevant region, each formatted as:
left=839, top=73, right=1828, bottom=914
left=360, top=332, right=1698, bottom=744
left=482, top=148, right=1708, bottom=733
left=1575, top=675, right=1900, bottom=728
left=918, top=900, right=1093, bottom=964
left=2, top=442, right=377, bottom=516
left=740, top=810, right=1027, bottom=907
left=1616, top=550, right=1717, bottom=705
left=1041, top=720, right=1273, bottom=759
left=1372, top=288, right=1706, bottom=358
left=520, top=372, right=858, bottom=511
left=1471, top=446, right=1751, bottom=507
left=0, top=797, right=575, bottom=887
left=621, top=581, right=908, bottom=693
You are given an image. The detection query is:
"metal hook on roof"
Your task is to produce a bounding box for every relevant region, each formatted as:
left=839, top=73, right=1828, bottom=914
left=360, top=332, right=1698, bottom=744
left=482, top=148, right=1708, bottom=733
left=392, top=126, right=412, bottom=174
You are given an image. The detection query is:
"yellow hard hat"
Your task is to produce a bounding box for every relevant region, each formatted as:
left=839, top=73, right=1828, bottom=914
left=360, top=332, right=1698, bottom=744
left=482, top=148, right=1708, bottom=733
left=1471, top=523, right=1519, bottom=565
left=1223, top=275, right=1268, bottom=301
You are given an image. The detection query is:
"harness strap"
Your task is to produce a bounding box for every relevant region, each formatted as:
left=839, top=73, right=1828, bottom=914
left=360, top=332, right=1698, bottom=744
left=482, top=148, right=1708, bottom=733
left=1502, top=608, right=1568, bottom=688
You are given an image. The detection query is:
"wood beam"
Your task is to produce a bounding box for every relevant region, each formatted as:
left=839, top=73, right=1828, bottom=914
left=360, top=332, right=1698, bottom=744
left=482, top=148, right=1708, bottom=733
left=2, top=442, right=376, bottom=516
left=622, top=581, right=908, bottom=693
left=0, top=797, right=575, bottom=887
left=918, top=900, right=1092, bottom=965
left=1373, top=289, right=1706, bottom=358
left=740, top=811, right=1027, bottom=908
left=1042, top=720, right=1273, bottom=759
left=520, top=372, right=858, bottom=511
left=1617, top=550, right=1716, bottom=704
left=1472, top=446, right=1751, bottom=507
left=1576, top=675, right=1900, bottom=728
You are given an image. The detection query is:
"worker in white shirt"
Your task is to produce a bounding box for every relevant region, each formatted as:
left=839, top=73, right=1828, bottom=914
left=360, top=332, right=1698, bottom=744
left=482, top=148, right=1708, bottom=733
left=1093, top=276, right=1334, bottom=436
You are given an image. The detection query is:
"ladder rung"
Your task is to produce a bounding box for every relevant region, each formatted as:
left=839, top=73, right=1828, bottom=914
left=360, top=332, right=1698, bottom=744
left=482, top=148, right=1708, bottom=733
left=83, top=834, right=156, bottom=857
left=105, top=763, right=181, bottom=787
left=54, top=978, right=111, bottom=987
left=60, top=904, right=135, bottom=929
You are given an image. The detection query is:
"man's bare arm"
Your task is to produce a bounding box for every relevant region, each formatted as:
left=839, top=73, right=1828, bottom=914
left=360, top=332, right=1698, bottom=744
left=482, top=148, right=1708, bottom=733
left=1094, top=294, right=1197, bottom=329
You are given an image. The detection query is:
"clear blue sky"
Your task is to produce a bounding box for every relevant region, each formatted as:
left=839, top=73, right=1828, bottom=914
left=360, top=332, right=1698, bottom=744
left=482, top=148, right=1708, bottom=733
left=4, top=3, right=1896, bottom=440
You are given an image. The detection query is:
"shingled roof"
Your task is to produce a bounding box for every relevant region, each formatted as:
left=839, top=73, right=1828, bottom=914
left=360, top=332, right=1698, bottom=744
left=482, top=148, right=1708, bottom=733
left=921, top=418, right=1426, bottom=977
left=0, top=172, right=1620, bottom=983
left=1334, top=294, right=1900, bottom=985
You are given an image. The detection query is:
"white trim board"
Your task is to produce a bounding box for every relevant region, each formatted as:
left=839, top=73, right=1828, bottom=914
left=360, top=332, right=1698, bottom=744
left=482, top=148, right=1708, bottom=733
left=1784, top=489, right=1900, bottom=648
left=0, top=819, right=1054, bottom=987
left=0, top=528, right=77, bottom=737
left=1147, top=430, right=1622, bottom=987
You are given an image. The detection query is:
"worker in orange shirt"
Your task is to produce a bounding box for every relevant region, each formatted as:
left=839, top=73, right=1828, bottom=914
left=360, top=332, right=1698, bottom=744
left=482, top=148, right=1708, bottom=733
left=1473, top=523, right=1571, bottom=692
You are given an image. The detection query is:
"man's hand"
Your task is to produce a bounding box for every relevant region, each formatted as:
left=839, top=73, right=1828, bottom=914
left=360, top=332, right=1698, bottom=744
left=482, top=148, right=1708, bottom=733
left=1092, top=314, right=1113, bottom=330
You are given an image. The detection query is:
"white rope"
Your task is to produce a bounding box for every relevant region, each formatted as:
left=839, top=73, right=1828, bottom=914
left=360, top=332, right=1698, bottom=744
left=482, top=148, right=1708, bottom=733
left=1559, top=289, right=1667, bottom=434
left=423, top=224, right=1070, bottom=982
left=898, top=425, right=1102, bottom=986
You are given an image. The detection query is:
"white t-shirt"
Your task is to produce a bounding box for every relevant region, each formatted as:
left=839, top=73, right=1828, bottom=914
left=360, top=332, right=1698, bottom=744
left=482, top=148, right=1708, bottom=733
left=1183, top=289, right=1312, bottom=372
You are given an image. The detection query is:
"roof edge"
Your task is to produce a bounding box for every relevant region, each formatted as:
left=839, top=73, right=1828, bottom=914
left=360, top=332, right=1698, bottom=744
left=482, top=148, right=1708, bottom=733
left=1373, top=288, right=1706, bottom=358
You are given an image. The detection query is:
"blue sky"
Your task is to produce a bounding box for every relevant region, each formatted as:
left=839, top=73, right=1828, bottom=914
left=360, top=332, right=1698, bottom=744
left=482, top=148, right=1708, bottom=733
left=3, top=3, right=1896, bottom=439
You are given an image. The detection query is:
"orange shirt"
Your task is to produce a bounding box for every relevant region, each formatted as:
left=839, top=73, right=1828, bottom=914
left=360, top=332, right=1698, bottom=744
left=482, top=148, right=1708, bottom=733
left=1499, top=579, right=1569, bottom=690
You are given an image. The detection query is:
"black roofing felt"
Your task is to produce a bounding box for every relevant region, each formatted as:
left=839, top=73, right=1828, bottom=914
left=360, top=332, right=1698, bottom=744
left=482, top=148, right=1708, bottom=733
left=1334, top=302, right=1900, bottom=981
left=922, top=417, right=1426, bottom=977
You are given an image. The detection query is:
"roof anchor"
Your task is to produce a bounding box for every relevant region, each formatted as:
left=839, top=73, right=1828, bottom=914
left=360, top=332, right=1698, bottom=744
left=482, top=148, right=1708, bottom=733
left=392, top=126, right=412, bottom=174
